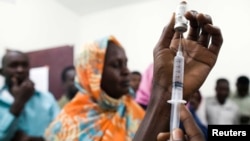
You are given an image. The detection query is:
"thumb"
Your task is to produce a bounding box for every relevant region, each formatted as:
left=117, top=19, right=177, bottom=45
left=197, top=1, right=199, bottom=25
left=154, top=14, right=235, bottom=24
left=171, top=128, right=184, bottom=141
left=157, top=132, right=170, bottom=141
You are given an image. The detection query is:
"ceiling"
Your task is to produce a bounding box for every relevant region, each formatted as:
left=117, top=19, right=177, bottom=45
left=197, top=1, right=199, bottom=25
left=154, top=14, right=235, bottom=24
left=55, top=0, right=154, bottom=16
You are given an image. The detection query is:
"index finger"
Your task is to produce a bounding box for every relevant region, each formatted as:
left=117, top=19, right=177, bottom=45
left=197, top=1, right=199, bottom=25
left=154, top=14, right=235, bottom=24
left=11, top=77, right=18, bottom=87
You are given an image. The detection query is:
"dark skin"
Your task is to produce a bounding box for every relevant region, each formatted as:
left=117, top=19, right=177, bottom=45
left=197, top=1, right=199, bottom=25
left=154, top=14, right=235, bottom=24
left=157, top=105, right=205, bottom=141
left=236, top=77, right=250, bottom=124
left=129, top=72, right=142, bottom=93
left=236, top=80, right=249, bottom=98
left=63, top=68, right=78, bottom=100
left=215, top=80, right=229, bottom=105
left=133, top=10, right=223, bottom=141
left=1, top=51, right=34, bottom=117
left=0, top=51, right=44, bottom=141
left=189, top=91, right=202, bottom=111
left=101, top=41, right=130, bottom=99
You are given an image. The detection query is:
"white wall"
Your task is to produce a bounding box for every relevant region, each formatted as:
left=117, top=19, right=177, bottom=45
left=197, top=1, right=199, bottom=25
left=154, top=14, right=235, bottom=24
left=0, top=0, right=81, bottom=53
left=187, top=0, right=250, bottom=97
left=78, top=0, right=250, bottom=97
left=78, top=0, right=175, bottom=73
left=1, top=0, right=250, bottom=97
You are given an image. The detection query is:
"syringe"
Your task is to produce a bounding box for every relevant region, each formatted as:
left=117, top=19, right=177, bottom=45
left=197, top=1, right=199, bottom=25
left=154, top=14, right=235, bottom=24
left=167, top=0, right=187, bottom=136
left=167, top=39, right=186, bottom=133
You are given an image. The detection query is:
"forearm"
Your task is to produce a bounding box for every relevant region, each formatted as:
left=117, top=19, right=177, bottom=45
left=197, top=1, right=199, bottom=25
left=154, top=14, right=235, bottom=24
left=133, top=84, right=172, bottom=141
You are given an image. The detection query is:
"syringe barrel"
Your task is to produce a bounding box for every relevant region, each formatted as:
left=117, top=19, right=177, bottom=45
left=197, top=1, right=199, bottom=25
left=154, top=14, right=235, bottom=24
left=172, top=53, right=184, bottom=95
left=169, top=52, right=185, bottom=132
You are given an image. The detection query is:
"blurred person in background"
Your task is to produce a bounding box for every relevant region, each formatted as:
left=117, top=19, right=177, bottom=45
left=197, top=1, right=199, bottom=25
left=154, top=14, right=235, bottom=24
left=0, top=50, right=60, bottom=141
left=58, top=65, right=78, bottom=108
left=231, top=75, right=250, bottom=124
left=135, top=63, right=153, bottom=110
left=129, top=71, right=142, bottom=98
left=205, top=78, right=239, bottom=125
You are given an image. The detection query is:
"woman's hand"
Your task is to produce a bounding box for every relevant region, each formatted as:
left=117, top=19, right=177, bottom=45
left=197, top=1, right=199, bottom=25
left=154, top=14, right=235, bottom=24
left=153, top=11, right=223, bottom=100
left=133, top=10, right=223, bottom=141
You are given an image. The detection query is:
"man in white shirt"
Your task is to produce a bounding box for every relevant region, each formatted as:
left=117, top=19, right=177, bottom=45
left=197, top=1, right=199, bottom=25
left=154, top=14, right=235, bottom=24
left=230, top=75, right=250, bottom=124
left=205, top=78, right=239, bottom=125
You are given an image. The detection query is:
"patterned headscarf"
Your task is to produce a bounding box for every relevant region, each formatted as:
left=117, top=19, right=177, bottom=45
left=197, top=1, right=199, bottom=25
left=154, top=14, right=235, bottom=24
left=44, top=35, right=145, bottom=141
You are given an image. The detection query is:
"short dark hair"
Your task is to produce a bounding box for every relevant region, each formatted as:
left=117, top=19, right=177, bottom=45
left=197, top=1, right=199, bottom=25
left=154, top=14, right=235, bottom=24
left=237, top=75, right=249, bottom=85
left=61, top=65, right=75, bottom=82
left=216, top=78, right=229, bottom=85
left=131, top=71, right=141, bottom=76
left=2, top=50, right=28, bottom=68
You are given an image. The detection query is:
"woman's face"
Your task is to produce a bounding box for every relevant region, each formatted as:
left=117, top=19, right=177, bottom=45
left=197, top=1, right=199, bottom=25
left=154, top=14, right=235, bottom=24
left=101, top=41, right=130, bottom=99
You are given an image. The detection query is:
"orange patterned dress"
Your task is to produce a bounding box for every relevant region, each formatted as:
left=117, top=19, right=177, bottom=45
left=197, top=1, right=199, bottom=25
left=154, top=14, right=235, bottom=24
left=44, top=35, right=145, bottom=141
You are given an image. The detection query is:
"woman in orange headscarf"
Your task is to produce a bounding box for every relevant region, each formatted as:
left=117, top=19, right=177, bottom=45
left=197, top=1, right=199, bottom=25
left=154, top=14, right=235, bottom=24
left=44, top=35, right=145, bottom=141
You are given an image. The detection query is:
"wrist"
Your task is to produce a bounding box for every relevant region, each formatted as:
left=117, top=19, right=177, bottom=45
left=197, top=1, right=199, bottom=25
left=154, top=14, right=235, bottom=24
left=150, top=81, right=171, bottom=103
left=133, top=83, right=172, bottom=141
left=147, top=83, right=172, bottom=117
left=10, top=100, right=26, bottom=116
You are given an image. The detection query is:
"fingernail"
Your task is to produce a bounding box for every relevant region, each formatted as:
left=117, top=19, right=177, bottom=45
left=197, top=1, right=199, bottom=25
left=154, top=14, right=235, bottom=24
left=172, top=129, right=182, bottom=141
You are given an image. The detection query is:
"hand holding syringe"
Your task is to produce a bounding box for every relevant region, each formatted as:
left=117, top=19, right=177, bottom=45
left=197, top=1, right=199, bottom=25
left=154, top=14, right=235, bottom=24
left=167, top=0, right=188, bottom=137
left=132, top=0, right=223, bottom=140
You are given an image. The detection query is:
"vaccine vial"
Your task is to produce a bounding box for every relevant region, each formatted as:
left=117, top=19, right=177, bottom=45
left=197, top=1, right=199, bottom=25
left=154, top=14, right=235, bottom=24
left=174, top=1, right=188, bottom=33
